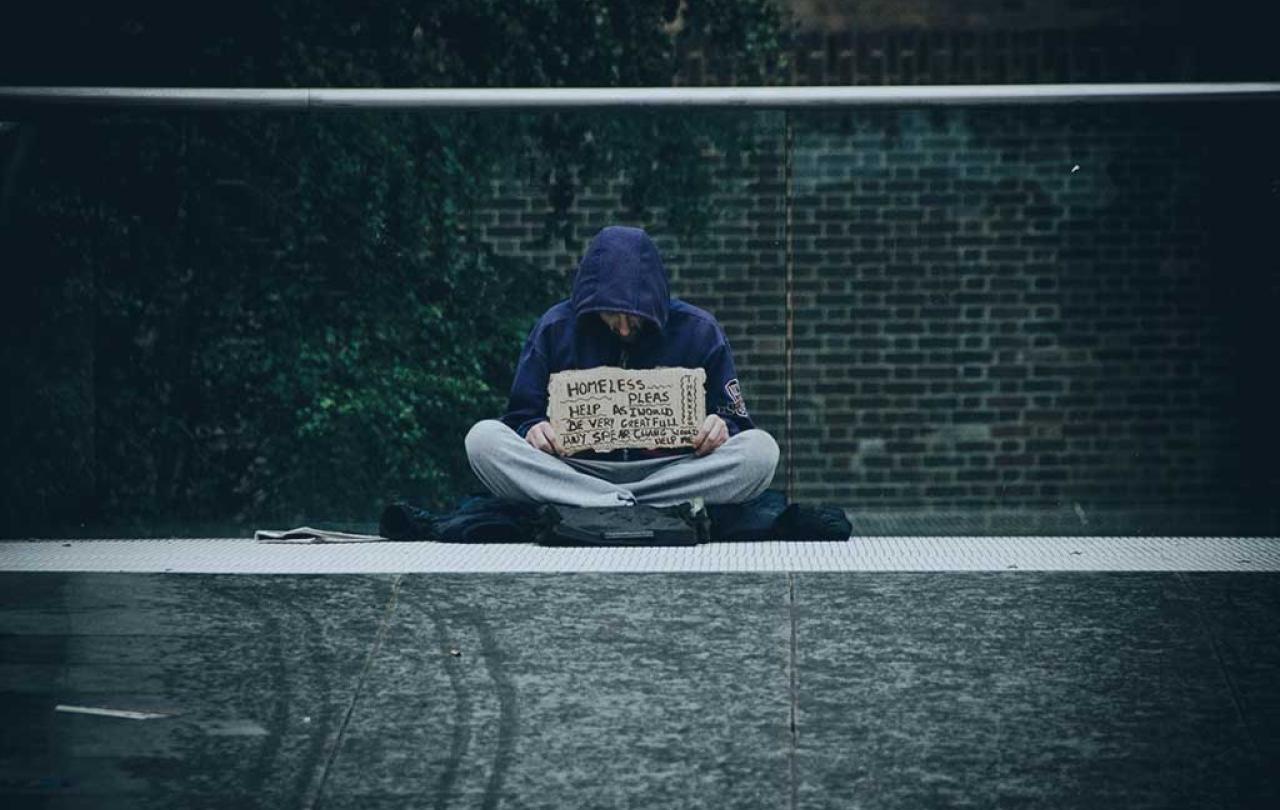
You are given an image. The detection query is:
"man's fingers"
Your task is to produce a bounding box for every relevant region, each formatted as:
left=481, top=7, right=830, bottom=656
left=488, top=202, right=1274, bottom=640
left=525, top=423, right=564, bottom=456
left=526, top=425, right=552, bottom=455
left=695, top=428, right=718, bottom=455
left=698, top=422, right=729, bottom=456
left=546, top=425, right=565, bottom=456
left=692, top=416, right=715, bottom=447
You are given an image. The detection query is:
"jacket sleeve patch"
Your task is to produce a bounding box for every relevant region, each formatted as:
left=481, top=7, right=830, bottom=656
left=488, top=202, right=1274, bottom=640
left=718, top=378, right=749, bottom=418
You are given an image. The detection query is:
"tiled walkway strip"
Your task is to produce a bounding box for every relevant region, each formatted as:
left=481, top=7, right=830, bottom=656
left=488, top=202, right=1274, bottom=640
left=2, top=535, right=1278, bottom=573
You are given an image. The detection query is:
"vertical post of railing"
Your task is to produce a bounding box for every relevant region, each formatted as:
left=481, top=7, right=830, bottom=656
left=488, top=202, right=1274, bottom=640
left=783, top=109, right=796, bottom=503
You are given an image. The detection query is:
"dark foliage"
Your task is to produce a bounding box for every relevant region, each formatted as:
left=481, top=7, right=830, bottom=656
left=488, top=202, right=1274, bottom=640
left=0, top=1, right=788, bottom=534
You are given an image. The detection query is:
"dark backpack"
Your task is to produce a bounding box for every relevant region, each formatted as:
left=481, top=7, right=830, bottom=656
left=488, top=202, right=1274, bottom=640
left=534, top=500, right=710, bottom=547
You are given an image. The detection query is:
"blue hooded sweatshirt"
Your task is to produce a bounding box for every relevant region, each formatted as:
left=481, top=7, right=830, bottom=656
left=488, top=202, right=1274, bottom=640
left=499, top=226, right=756, bottom=461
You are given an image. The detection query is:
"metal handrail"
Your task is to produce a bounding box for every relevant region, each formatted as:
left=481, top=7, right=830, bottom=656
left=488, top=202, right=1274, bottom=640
left=1, top=83, right=1278, bottom=111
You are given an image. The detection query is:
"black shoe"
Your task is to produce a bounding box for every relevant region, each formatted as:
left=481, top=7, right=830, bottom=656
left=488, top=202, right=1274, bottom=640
left=378, top=502, right=438, bottom=541
left=773, top=504, right=852, bottom=542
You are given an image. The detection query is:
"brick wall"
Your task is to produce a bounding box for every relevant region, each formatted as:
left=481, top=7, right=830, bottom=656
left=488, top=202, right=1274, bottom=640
left=477, top=26, right=1279, bottom=511
left=783, top=105, right=1274, bottom=507
left=787, top=0, right=1186, bottom=34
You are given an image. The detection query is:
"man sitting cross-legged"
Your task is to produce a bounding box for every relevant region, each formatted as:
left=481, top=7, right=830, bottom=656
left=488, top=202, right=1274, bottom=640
left=465, top=225, right=778, bottom=508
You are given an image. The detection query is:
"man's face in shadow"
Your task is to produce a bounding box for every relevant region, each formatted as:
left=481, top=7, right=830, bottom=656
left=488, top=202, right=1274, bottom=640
left=599, top=311, right=643, bottom=344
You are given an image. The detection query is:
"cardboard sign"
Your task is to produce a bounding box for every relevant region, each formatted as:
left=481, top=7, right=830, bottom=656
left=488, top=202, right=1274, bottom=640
left=548, top=366, right=706, bottom=455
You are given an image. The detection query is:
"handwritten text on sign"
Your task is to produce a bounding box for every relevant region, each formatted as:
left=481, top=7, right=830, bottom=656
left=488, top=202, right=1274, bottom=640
left=548, top=366, right=706, bottom=455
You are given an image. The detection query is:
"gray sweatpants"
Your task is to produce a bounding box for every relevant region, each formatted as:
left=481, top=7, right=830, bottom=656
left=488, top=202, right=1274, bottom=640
left=464, top=419, right=780, bottom=508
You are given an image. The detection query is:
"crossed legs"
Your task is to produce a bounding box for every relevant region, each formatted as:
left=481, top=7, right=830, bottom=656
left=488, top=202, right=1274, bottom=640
left=464, top=419, right=779, bottom=508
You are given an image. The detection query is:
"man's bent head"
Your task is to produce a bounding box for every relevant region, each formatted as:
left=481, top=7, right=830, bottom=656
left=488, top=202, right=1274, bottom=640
left=599, top=311, right=643, bottom=343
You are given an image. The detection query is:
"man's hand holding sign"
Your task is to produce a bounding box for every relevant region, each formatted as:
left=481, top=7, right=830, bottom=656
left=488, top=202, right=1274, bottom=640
left=525, top=411, right=728, bottom=457
left=690, top=413, right=729, bottom=457
left=523, top=421, right=565, bottom=456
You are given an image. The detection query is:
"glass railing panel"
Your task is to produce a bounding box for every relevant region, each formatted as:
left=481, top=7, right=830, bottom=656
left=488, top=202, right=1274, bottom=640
left=787, top=102, right=1279, bottom=535
left=0, top=107, right=788, bottom=537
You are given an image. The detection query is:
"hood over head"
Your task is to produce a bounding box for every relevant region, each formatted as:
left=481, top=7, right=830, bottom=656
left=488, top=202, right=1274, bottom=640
left=570, top=226, right=670, bottom=332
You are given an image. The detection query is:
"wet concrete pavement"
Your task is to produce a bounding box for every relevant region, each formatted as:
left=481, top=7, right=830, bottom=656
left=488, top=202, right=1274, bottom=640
left=1, top=571, right=1278, bottom=808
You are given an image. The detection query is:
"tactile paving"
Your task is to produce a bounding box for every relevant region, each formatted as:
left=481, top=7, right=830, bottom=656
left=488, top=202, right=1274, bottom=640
left=2, top=535, right=1278, bottom=574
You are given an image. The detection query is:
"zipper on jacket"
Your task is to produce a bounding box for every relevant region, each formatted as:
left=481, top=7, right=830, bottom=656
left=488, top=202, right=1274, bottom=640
left=620, top=347, right=629, bottom=462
